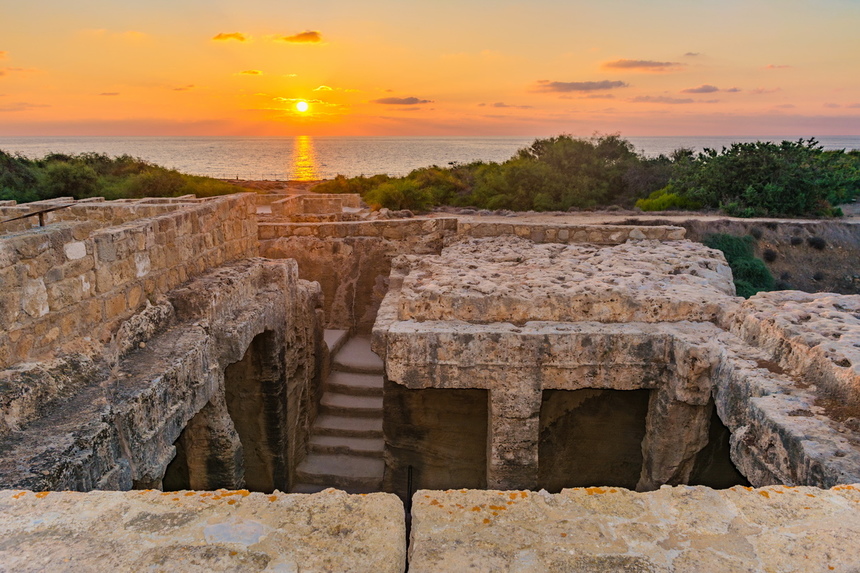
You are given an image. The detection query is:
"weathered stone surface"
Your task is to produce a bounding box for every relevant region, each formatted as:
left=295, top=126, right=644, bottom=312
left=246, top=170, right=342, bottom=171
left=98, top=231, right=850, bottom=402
left=0, top=489, right=405, bottom=573
left=0, top=259, right=323, bottom=493
left=409, top=485, right=860, bottom=572
left=725, top=291, right=860, bottom=404
left=396, top=237, right=736, bottom=324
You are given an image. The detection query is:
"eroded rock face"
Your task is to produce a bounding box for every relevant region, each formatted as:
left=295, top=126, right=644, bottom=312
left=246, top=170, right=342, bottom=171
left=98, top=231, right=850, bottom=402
left=409, top=485, right=860, bottom=573
left=0, top=489, right=405, bottom=573
left=0, top=259, right=323, bottom=493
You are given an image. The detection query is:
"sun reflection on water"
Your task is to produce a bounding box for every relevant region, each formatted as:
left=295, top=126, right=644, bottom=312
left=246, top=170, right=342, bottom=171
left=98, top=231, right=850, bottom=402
left=289, top=135, right=319, bottom=181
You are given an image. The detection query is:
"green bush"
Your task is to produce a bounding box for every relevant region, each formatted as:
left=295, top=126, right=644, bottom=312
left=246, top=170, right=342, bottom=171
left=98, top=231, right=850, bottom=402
left=365, top=179, right=433, bottom=211
left=703, top=233, right=775, bottom=298
left=41, top=161, right=100, bottom=199
left=636, top=186, right=701, bottom=211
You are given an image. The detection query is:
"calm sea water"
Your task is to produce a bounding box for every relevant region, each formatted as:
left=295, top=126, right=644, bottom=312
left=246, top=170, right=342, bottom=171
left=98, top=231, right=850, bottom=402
left=1, top=136, right=858, bottom=181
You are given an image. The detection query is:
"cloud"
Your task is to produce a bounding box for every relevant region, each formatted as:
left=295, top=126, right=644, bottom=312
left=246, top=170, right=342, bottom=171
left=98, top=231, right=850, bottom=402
left=0, top=102, right=50, bottom=112
left=213, top=32, right=247, bottom=42
left=173, top=84, right=195, bottom=91
left=580, top=94, right=615, bottom=99
left=536, top=80, right=628, bottom=92
left=724, top=87, right=742, bottom=93
left=478, top=102, right=533, bottom=109
left=630, top=95, right=695, bottom=104
left=0, top=67, right=36, bottom=76
left=824, top=103, right=841, bottom=109
left=848, top=103, right=860, bottom=109
left=684, top=52, right=700, bottom=57
left=602, top=59, right=682, bottom=71
left=751, top=87, right=781, bottom=94
left=314, top=85, right=333, bottom=91
left=373, top=96, right=432, bottom=105
left=681, top=84, right=720, bottom=94
left=277, top=31, right=322, bottom=43
left=0, top=51, right=6, bottom=59
left=775, top=104, right=796, bottom=109
left=99, top=92, right=120, bottom=96
left=238, top=70, right=263, bottom=75
left=765, top=64, right=792, bottom=69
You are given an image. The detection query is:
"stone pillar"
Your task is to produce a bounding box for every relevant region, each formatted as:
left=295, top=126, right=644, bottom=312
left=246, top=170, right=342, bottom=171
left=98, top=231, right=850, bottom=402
left=181, top=391, right=246, bottom=490
left=487, top=387, right=541, bottom=490
left=636, top=387, right=712, bottom=492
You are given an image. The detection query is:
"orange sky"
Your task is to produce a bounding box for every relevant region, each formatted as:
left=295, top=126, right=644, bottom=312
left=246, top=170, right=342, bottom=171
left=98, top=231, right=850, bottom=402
left=1, top=0, right=858, bottom=136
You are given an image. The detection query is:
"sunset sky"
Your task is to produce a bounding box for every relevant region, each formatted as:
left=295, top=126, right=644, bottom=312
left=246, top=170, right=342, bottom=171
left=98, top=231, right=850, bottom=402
left=1, top=0, right=859, bottom=136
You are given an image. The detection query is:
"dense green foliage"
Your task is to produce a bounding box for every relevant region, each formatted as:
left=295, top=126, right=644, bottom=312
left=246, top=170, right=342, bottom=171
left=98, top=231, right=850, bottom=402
left=4, top=135, right=859, bottom=217
left=664, top=139, right=857, bottom=217
left=0, top=150, right=238, bottom=203
left=703, top=233, right=775, bottom=298
left=316, top=135, right=860, bottom=216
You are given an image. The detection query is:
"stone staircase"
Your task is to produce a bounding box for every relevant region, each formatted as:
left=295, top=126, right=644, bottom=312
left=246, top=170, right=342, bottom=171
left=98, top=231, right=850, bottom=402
left=292, top=333, right=385, bottom=493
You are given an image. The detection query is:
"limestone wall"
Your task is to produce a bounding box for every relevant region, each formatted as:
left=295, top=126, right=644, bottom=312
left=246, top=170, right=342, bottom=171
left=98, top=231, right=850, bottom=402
left=259, top=218, right=457, bottom=332
left=270, top=193, right=361, bottom=217
left=0, top=258, right=323, bottom=492
left=0, top=194, right=258, bottom=369
left=458, top=221, right=686, bottom=244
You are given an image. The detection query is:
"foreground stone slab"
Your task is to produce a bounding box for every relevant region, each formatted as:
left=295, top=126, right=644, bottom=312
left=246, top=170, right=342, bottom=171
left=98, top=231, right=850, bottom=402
left=0, top=488, right=405, bottom=573
left=410, top=486, right=860, bottom=572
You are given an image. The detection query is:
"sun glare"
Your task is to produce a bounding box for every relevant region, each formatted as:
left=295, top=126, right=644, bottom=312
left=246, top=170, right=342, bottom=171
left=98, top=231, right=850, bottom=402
left=296, top=101, right=310, bottom=113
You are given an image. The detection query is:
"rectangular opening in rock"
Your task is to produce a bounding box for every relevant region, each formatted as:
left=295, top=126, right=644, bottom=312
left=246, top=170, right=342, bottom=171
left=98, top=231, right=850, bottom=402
left=688, top=406, right=750, bottom=488
left=225, top=330, right=289, bottom=493
left=383, top=380, right=488, bottom=500
left=538, top=389, right=650, bottom=491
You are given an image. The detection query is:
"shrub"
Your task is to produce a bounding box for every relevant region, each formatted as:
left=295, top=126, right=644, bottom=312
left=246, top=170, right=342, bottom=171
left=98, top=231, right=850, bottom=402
left=762, top=249, right=778, bottom=262
left=703, top=233, right=775, bottom=298
left=807, top=236, right=827, bottom=250
left=635, top=186, right=701, bottom=211
left=364, top=179, right=433, bottom=211
left=40, top=161, right=99, bottom=199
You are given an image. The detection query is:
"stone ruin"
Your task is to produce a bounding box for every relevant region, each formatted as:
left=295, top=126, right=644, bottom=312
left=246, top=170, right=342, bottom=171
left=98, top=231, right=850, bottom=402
left=0, top=192, right=859, bottom=571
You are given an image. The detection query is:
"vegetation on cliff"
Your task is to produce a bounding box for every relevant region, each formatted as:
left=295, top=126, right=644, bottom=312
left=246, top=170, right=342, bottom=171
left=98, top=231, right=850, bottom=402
left=702, top=233, right=775, bottom=298
left=315, top=135, right=860, bottom=217
left=0, top=151, right=237, bottom=203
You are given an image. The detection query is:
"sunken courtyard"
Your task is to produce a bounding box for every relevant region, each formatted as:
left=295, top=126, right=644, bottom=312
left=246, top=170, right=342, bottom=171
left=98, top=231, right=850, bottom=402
left=1, top=192, right=859, bottom=571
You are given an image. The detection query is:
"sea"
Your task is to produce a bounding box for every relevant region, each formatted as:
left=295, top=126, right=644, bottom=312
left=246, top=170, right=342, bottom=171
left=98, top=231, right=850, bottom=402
left=0, top=136, right=858, bottom=181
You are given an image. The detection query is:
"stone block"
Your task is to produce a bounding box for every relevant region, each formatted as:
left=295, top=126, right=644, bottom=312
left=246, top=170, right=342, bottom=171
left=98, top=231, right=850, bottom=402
left=0, top=489, right=405, bottom=573
left=409, top=486, right=860, bottom=572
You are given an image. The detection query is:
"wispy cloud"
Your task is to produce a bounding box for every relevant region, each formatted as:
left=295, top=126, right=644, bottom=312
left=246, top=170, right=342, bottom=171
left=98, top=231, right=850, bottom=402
left=774, top=103, right=796, bottom=109
left=725, top=87, right=742, bottom=93
left=848, top=103, right=860, bottom=109
left=681, top=84, right=720, bottom=94
left=579, top=94, right=615, bottom=99
left=373, top=96, right=432, bottom=105
left=276, top=31, right=322, bottom=43
left=238, top=70, right=263, bottom=75
left=314, top=85, right=333, bottom=91
left=602, top=59, right=682, bottom=71
left=823, top=103, right=841, bottom=108
left=765, top=64, right=792, bottom=70
left=99, top=92, right=120, bottom=96
left=0, top=51, right=7, bottom=59
left=213, top=32, right=247, bottom=42
left=630, top=95, right=695, bottom=104
left=684, top=52, right=700, bottom=57
left=0, top=102, right=50, bottom=112
left=536, top=80, right=628, bottom=92
left=478, top=102, right=533, bottom=109
left=83, top=29, right=148, bottom=41
left=173, top=84, right=195, bottom=91
left=0, top=67, right=36, bottom=77
left=751, top=87, right=781, bottom=94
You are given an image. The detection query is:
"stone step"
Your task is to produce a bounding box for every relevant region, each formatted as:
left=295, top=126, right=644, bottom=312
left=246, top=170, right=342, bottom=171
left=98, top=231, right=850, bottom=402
left=323, top=329, right=350, bottom=357
left=326, top=371, right=383, bottom=397
left=320, top=392, right=383, bottom=417
left=309, top=435, right=384, bottom=458
left=295, top=454, right=384, bottom=490
left=290, top=483, right=330, bottom=494
left=333, top=335, right=384, bottom=374
left=313, top=414, right=383, bottom=438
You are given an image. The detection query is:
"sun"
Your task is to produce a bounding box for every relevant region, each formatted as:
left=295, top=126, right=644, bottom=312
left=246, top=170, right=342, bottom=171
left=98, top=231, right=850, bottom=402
left=295, top=101, right=309, bottom=113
